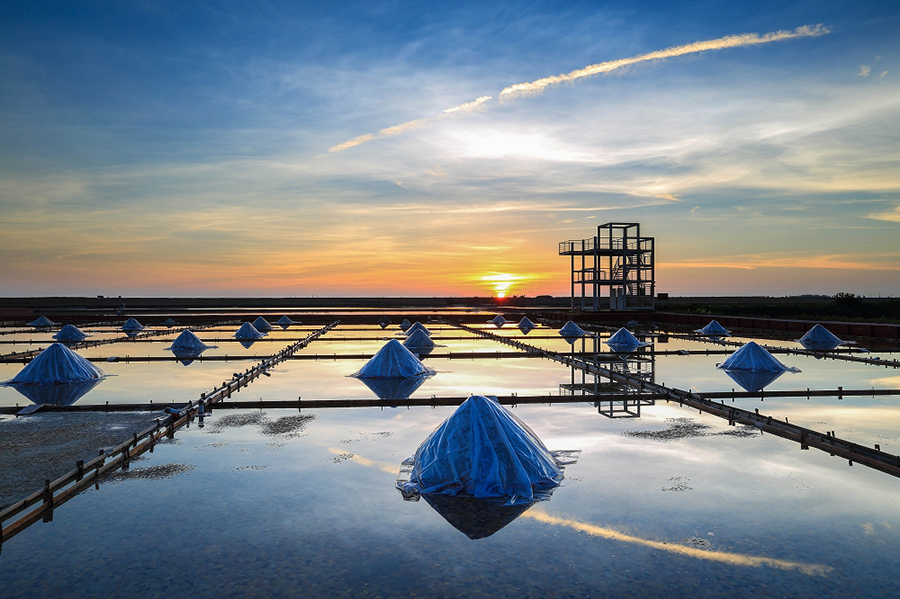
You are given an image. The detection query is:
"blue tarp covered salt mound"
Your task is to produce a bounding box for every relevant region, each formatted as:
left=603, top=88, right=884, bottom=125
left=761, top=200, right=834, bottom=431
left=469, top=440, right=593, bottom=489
left=122, top=318, right=144, bottom=332
left=491, top=315, right=506, bottom=328
left=166, top=329, right=214, bottom=353
left=797, top=324, right=846, bottom=351
left=696, top=319, right=731, bottom=336
left=353, top=339, right=434, bottom=379
left=399, top=319, right=412, bottom=331
left=397, top=396, right=570, bottom=505
left=718, top=341, right=799, bottom=373
left=53, top=324, right=88, bottom=343
left=162, top=318, right=178, bottom=327
left=276, top=316, right=295, bottom=329
left=252, top=317, right=274, bottom=332
left=29, top=316, right=57, bottom=328
left=605, top=328, right=651, bottom=353
left=404, top=322, right=432, bottom=337
left=403, top=328, right=435, bottom=355
left=235, top=322, right=265, bottom=340
left=517, top=317, right=536, bottom=333
left=378, top=316, right=391, bottom=329
left=558, top=321, right=586, bottom=342
left=3, top=343, right=105, bottom=386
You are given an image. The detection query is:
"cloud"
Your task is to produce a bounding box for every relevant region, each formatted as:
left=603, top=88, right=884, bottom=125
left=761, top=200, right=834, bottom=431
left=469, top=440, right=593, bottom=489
left=870, top=206, right=900, bottom=223
left=657, top=193, right=681, bottom=202
left=858, top=65, right=871, bottom=77
left=880, top=71, right=888, bottom=79
left=499, top=25, right=829, bottom=97
left=329, top=25, right=829, bottom=153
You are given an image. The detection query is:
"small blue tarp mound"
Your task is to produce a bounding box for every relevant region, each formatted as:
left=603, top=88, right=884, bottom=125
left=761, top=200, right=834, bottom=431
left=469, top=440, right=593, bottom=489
left=3, top=343, right=105, bottom=386
left=797, top=324, right=846, bottom=351
left=517, top=317, right=536, bottom=333
left=696, top=319, right=731, bottom=336
left=378, top=316, right=391, bottom=329
left=400, top=319, right=412, bottom=331
left=53, top=324, right=88, bottom=343
left=162, top=318, right=178, bottom=327
left=276, top=316, right=295, bottom=328
left=397, top=396, right=572, bottom=505
left=252, top=317, right=273, bottom=332
left=166, top=329, right=214, bottom=353
left=403, top=328, right=435, bottom=355
left=405, top=322, right=432, bottom=337
left=29, top=316, right=57, bottom=327
left=122, top=318, right=143, bottom=332
left=353, top=339, right=435, bottom=379
left=491, top=315, right=506, bottom=328
left=605, top=328, right=651, bottom=353
left=558, top=321, right=586, bottom=339
left=718, top=342, right=799, bottom=373
left=234, top=322, right=265, bottom=340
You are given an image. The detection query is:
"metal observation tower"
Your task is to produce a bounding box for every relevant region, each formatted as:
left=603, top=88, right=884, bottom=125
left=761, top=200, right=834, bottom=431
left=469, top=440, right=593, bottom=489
left=559, top=222, right=655, bottom=311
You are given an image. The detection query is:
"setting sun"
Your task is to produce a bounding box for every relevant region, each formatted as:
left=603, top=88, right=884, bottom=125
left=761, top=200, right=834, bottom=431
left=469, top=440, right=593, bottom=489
left=480, top=273, right=527, bottom=298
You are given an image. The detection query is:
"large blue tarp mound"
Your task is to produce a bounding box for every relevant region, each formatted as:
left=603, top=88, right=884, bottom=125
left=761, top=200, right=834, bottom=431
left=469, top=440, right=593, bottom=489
left=605, top=328, right=651, bottom=353
left=53, top=324, right=88, bottom=343
left=353, top=339, right=434, bottom=379
left=3, top=343, right=105, bottom=386
left=718, top=341, right=799, bottom=373
left=29, top=316, right=57, bottom=327
left=166, top=329, right=214, bottom=353
left=122, top=318, right=143, bottom=332
left=397, top=396, right=571, bottom=505
left=797, top=324, right=845, bottom=351
left=696, top=319, right=731, bottom=336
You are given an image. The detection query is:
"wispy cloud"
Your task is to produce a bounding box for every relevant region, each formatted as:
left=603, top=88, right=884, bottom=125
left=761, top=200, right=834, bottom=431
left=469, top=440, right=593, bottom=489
left=870, top=205, right=900, bottom=223
left=858, top=65, right=871, bottom=77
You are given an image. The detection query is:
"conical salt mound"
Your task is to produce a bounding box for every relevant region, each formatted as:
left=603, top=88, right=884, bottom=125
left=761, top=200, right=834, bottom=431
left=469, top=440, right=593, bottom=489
left=696, top=319, right=731, bottom=336
left=252, top=317, right=273, bottom=332
left=162, top=318, right=178, bottom=327
left=276, top=316, right=295, bottom=327
left=606, top=328, right=650, bottom=353
left=397, top=396, right=566, bottom=505
left=53, top=324, right=87, bottom=343
left=798, top=324, right=845, bottom=351
left=3, top=343, right=104, bottom=385
left=234, top=322, right=265, bottom=340
left=491, top=315, right=506, bottom=328
left=353, top=339, right=434, bottom=379
left=403, top=328, right=436, bottom=354
left=400, top=319, right=412, bottom=331
left=29, top=316, right=56, bottom=327
left=558, top=321, right=586, bottom=338
left=166, top=329, right=212, bottom=352
left=517, top=317, right=536, bottom=333
left=378, top=316, right=391, bottom=329
left=122, top=318, right=144, bottom=332
left=718, top=342, right=798, bottom=372
left=405, top=322, right=432, bottom=337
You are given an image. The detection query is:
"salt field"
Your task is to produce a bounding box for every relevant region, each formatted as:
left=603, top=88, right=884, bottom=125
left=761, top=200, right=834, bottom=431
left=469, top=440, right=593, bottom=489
left=2, top=311, right=900, bottom=597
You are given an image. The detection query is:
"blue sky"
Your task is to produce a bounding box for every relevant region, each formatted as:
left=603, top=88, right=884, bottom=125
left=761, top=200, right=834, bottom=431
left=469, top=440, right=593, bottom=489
left=1, top=1, right=898, bottom=297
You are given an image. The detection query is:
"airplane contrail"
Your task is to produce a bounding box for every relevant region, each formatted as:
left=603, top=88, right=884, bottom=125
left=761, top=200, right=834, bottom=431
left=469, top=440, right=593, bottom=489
left=328, top=24, right=828, bottom=153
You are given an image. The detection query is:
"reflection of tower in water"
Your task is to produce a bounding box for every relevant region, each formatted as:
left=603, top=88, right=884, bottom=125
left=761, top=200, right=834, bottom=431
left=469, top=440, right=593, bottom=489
left=559, top=331, right=657, bottom=418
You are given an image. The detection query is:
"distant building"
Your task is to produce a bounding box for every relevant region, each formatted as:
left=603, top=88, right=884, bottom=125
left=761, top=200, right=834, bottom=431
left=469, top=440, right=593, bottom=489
left=559, top=222, right=655, bottom=311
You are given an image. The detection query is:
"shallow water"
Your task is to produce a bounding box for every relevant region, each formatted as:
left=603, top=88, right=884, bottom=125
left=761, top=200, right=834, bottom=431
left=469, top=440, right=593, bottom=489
left=1, top=318, right=900, bottom=597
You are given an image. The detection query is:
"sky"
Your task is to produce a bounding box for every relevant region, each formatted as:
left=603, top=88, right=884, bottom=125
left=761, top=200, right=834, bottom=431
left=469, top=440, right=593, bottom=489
left=1, top=0, right=898, bottom=298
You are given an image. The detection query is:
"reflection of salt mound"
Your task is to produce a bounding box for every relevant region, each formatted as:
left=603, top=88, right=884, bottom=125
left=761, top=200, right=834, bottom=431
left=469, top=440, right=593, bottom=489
left=122, top=318, right=144, bottom=332
left=605, top=328, right=651, bottom=353
left=353, top=340, right=435, bottom=379
left=722, top=369, right=785, bottom=393
left=29, top=316, right=57, bottom=327
left=491, top=315, right=506, bottom=328
left=517, top=317, right=536, bottom=333
left=166, top=329, right=213, bottom=352
left=357, top=375, right=427, bottom=401
left=4, top=343, right=105, bottom=385
left=718, top=342, right=799, bottom=372
left=405, top=322, right=432, bottom=337
left=696, top=319, right=731, bottom=336
left=11, top=378, right=103, bottom=406
left=558, top=321, right=586, bottom=339
left=378, top=316, right=391, bottom=329
left=403, top=328, right=435, bottom=355
left=397, top=396, right=571, bottom=505
left=162, top=318, right=178, bottom=327
left=252, top=317, right=273, bottom=332
left=797, top=324, right=846, bottom=351
left=400, top=319, right=412, bottom=331
left=54, top=324, right=88, bottom=343
left=421, top=494, right=534, bottom=540
left=235, top=322, right=265, bottom=340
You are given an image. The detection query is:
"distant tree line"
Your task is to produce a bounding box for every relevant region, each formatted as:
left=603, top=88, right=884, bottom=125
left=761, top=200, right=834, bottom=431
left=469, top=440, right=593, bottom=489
left=665, top=293, right=900, bottom=324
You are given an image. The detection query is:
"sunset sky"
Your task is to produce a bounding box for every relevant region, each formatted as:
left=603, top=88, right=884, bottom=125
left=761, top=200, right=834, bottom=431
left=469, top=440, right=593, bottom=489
left=1, top=1, right=898, bottom=298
